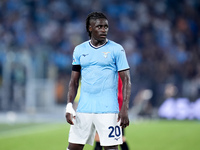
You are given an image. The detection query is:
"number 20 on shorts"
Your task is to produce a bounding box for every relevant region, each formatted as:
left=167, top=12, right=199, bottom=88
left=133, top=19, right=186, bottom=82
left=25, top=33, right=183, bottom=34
left=108, top=126, right=121, bottom=138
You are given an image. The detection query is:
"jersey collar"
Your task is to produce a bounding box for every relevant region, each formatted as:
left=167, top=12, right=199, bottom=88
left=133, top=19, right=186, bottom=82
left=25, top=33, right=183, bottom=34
left=89, top=39, right=108, bottom=49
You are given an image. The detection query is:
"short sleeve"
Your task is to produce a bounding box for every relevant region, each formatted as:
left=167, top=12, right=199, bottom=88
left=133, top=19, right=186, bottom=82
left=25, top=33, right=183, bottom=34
left=115, top=45, right=130, bottom=71
left=72, top=47, right=80, bottom=65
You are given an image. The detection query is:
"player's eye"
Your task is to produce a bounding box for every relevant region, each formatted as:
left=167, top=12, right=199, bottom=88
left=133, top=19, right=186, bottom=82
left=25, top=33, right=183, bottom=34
left=104, top=25, right=108, bottom=29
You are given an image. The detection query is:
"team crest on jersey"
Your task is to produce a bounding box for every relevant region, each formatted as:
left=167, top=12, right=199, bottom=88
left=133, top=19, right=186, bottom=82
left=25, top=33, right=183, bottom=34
left=102, top=52, right=110, bottom=58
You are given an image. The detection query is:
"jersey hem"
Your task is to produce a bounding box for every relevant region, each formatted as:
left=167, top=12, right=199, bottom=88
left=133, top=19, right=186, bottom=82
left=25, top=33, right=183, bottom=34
left=76, top=111, right=119, bottom=114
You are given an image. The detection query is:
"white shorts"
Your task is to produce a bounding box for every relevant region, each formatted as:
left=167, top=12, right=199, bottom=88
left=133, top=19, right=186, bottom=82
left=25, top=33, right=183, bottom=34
left=68, top=113, right=123, bottom=146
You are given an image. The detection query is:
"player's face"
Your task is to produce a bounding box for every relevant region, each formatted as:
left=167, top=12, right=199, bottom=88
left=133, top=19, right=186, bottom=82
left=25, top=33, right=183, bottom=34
left=89, top=18, right=109, bottom=42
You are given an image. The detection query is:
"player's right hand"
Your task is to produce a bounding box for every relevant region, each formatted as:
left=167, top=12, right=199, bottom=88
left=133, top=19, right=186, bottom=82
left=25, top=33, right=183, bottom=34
left=65, top=103, right=76, bottom=125
left=65, top=112, right=75, bottom=125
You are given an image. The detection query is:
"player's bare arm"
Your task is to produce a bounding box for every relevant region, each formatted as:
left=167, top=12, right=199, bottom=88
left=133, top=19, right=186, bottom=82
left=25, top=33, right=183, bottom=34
left=65, top=70, right=80, bottom=125
left=118, top=69, right=131, bottom=128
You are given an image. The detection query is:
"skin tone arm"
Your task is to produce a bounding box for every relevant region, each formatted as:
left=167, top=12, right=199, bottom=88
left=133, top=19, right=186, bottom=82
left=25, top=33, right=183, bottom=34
left=118, top=69, right=131, bottom=128
left=65, top=70, right=80, bottom=125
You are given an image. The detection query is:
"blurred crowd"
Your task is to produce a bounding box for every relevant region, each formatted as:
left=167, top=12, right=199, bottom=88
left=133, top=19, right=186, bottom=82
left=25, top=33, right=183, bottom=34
left=0, top=0, right=200, bottom=113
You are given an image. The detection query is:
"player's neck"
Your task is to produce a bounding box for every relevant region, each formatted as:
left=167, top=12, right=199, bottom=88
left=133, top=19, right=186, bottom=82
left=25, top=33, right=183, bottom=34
left=90, top=39, right=108, bottom=48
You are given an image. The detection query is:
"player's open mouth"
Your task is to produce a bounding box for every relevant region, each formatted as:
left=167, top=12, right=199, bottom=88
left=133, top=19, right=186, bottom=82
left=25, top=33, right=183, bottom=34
left=100, top=34, right=107, bottom=38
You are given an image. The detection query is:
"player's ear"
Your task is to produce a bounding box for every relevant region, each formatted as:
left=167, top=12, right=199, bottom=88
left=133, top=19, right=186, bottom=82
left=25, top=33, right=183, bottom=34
left=89, top=25, right=92, bottom=32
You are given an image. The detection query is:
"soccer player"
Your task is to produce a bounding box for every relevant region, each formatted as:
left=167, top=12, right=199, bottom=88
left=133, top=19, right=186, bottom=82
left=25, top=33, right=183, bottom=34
left=94, top=74, right=129, bottom=150
left=65, top=12, right=131, bottom=150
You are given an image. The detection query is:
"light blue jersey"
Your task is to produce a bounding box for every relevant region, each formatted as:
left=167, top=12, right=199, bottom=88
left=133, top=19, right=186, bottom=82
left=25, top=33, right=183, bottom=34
left=72, top=39, right=129, bottom=113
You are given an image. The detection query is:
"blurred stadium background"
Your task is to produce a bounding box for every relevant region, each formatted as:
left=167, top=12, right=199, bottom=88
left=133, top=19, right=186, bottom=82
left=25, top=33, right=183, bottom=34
left=0, top=0, right=200, bottom=121
left=0, top=0, right=200, bottom=149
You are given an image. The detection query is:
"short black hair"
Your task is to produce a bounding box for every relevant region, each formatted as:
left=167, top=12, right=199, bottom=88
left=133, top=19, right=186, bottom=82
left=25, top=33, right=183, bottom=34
left=86, top=12, right=108, bottom=38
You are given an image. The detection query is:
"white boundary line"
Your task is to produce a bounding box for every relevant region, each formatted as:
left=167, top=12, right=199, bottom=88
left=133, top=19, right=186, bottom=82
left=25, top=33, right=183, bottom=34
left=0, top=123, right=67, bottom=139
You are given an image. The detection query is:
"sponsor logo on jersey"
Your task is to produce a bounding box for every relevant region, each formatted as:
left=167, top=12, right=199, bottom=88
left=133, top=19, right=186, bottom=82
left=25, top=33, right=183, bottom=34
left=82, top=54, right=89, bottom=57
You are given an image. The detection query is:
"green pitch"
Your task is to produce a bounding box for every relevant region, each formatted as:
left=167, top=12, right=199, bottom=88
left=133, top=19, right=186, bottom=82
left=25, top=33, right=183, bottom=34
left=0, top=120, right=200, bottom=150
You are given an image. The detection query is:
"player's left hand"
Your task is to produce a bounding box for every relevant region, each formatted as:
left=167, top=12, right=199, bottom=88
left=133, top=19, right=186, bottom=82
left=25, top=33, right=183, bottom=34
left=118, top=106, right=129, bottom=128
